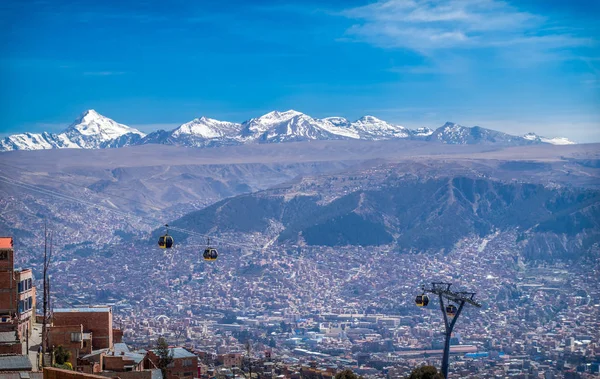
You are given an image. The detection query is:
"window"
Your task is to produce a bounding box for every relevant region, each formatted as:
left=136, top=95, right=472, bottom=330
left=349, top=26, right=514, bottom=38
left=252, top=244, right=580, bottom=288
left=183, top=359, right=193, bottom=367
left=71, top=332, right=82, bottom=342
left=0, top=251, right=8, bottom=260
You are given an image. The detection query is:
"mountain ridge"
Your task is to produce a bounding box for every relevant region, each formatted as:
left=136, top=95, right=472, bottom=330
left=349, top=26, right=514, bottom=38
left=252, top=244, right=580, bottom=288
left=0, top=109, right=576, bottom=152
left=0, top=110, right=145, bottom=151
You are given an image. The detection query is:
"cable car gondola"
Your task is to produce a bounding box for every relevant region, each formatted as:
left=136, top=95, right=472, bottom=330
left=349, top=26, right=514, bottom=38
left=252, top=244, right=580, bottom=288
left=158, top=224, right=174, bottom=249
left=415, top=294, right=429, bottom=307
left=203, top=237, right=218, bottom=261
left=446, top=304, right=457, bottom=317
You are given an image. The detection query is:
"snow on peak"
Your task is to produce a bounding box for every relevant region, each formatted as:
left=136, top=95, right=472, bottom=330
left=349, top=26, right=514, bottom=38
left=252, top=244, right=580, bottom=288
left=413, top=127, right=434, bottom=137
left=523, top=132, right=575, bottom=145
left=77, top=109, right=102, bottom=123
left=243, top=110, right=305, bottom=135
left=351, top=115, right=409, bottom=139
left=523, top=132, right=541, bottom=141
left=172, top=116, right=241, bottom=139
left=541, top=136, right=576, bottom=145
left=65, top=110, right=145, bottom=142
left=256, top=110, right=303, bottom=124
left=323, top=117, right=350, bottom=127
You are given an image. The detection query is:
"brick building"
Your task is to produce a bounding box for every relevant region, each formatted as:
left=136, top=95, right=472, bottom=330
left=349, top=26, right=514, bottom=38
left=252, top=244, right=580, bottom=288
left=146, top=347, right=198, bottom=379
left=218, top=352, right=243, bottom=368
left=52, top=307, right=113, bottom=350
left=0, top=237, right=36, bottom=350
left=47, top=324, right=92, bottom=367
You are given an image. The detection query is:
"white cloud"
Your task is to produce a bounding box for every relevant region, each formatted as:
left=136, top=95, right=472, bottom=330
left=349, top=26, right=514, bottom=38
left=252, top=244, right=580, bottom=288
left=341, top=0, right=591, bottom=55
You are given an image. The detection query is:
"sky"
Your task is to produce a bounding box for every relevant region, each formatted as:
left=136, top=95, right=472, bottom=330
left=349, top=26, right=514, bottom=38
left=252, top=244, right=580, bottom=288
left=0, top=0, right=599, bottom=142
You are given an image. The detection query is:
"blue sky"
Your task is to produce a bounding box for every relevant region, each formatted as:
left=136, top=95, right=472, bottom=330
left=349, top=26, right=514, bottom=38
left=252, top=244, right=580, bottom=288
left=0, top=0, right=598, bottom=141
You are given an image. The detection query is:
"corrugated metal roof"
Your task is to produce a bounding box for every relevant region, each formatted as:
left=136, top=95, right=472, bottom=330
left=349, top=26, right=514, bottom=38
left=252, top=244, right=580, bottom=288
left=0, top=331, right=18, bottom=343
left=54, top=307, right=110, bottom=313
left=113, top=343, right=130, bottom=353
left=0, top=355, right=33, bottom=371
left=150, top=347, right=196, bottom=359
left=0, top=372, right=43, bottom=379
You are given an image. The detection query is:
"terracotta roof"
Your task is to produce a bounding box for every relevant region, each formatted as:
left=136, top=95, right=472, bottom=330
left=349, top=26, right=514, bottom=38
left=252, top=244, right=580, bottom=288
left=0, top=237, right=13, bottom=249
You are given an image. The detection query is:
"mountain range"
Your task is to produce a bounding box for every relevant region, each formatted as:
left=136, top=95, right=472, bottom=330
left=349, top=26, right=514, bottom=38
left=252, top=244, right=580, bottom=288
left=0, top=109, right=575, bottom=152
left=164, top=164, right=600, bottom=260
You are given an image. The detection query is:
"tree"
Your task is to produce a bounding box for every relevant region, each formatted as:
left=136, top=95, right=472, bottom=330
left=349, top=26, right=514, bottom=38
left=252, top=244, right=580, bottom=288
left=54, top=345, right=70, bottom=365
left=335, top=369, right=363, bottom=379
left=53, top=345, right=71, bottom=369
left=156, top=336, right=174, bottom=379
left=407, top=366, right=444, bottom=379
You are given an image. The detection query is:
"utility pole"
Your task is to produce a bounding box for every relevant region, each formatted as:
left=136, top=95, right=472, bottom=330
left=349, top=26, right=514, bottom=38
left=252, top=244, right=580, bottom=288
left=41, top=223, right=53, bottom=366
left=419, top=282, right=481, bottom=379
left=245, top=340, right=252, bottom=379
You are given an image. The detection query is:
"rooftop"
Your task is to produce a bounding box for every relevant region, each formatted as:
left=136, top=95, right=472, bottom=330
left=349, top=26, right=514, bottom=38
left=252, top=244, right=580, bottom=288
left=54, top=307, right=111, bottom=313
left=0, top=237, right=13, bottom=249
left=0, top=355, right=33, bottom=371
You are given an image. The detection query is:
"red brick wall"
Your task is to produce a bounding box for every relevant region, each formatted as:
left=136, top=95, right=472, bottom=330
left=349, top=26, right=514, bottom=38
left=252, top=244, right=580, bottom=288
left=0, top=246, right=15, bottom=314
left=147, top=351, right=198, bottom=379
left=44, top=367, right=107, bottom=379
left=53, top=310, right=113, bottom=349
left=113, top=328, right=123, bottom=343
left=48, top=324, right=84, bottom=367
left=0, top=341, right=23, bottom=354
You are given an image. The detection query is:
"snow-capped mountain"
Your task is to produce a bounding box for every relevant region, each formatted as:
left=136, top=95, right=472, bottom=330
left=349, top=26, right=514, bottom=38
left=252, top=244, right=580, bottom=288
left=242, top=111, right=360, bottom=142
left=62, top=109, right=145, bottom=149
left=524, top=132, right=576, bottom=145
left=429, top=122, right=535, bottom=145
left=0, top=110, right=145, bottom=151
left=0, top=110, right=577, bottom=152
left=349, top=116, right=410, bottom=139
left=141, top=116, right=244, bottom=147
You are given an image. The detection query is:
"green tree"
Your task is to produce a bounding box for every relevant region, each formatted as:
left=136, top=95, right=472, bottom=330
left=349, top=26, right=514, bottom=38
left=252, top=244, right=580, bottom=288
left=407, top=366, right=444, bottom=379
left=335, top=369, right=363, bottom=379
left=54, top=345, right=71, bottom=365
left=155, top=336, right=174, bottom=379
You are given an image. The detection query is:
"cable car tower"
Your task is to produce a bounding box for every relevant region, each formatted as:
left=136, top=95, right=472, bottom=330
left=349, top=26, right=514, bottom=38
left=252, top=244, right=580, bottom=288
left=416, top=282, right=481, bottom=379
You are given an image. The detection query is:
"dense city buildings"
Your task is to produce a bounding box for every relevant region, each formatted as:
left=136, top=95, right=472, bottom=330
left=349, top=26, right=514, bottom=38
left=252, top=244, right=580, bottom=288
left=1, top=228, right=599, bottom=378
left=22, top=230, right=595, bottom=378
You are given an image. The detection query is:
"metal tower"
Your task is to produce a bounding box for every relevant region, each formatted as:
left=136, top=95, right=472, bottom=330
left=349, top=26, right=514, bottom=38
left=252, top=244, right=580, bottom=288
left=420, top=282, right=482, bottom=378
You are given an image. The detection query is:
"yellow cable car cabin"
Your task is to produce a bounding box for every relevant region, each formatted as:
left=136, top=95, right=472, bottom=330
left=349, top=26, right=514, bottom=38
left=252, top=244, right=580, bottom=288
left=446, top=304, right=457, bottom=317
left=203, top=248, right=218, bottom=261
left=158, top=224, right=174, bottom=249
left=158, top=234, right=174, bottom=249
left=415, top=294, right=429, bottom=307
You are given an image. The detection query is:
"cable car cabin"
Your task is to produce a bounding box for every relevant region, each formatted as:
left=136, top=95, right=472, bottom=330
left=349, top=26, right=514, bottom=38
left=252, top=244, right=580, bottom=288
left=203, top=248, right=218, bottom=261
left=158, top=235, right=174, bottom=249
left=415, top=294, right=429, bottom=307
left=446, top=304, right=457, bottom=317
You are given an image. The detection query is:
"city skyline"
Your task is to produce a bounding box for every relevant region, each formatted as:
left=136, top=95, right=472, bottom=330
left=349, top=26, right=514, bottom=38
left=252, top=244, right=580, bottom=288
left=0, top=0, right=599, bottom=142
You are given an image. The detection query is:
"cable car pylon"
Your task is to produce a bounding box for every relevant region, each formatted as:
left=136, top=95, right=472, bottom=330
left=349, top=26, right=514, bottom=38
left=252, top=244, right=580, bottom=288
left=416, top=282, right=482, bottom=379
